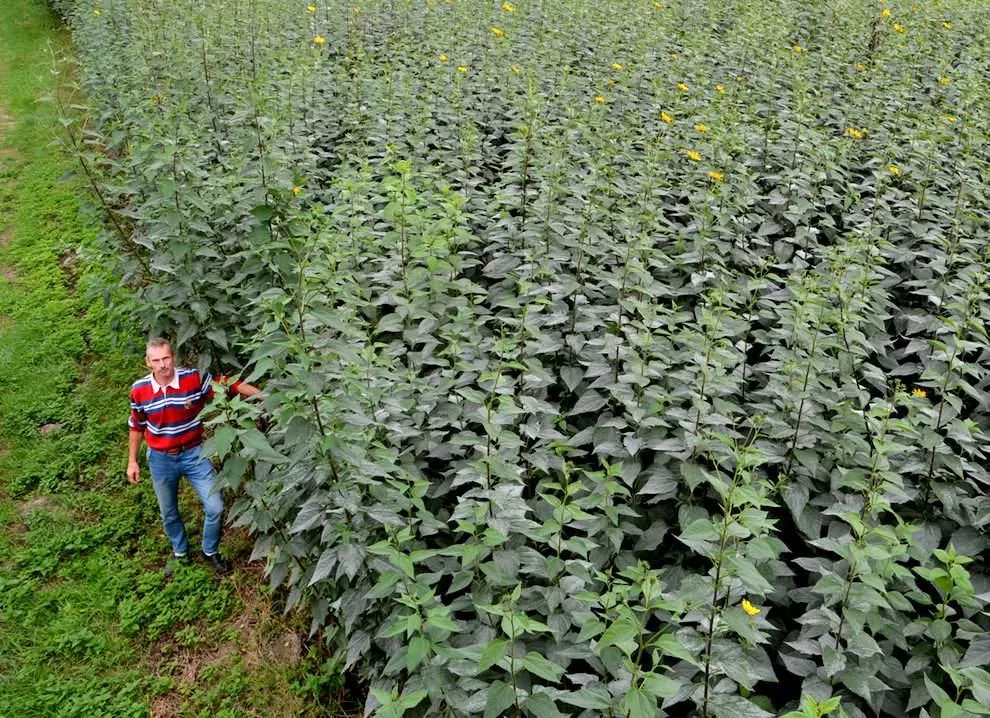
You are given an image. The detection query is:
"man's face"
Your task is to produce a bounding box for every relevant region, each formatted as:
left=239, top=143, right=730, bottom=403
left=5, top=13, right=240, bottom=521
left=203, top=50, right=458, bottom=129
left=146, top=345, right=175, bottom=385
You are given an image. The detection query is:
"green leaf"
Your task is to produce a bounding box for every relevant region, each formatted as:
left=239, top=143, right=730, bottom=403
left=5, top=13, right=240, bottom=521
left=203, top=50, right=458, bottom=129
left=925, top=673, right=953, bottom=707
left=484, top=680, right=517, bottom=718
left=961, top=667, right=990, bottom=706
left=366, top=572, right=401, bottom=599
left=238, top=427, right=286, bottom=463
left=576, top=618, right=605, bottom=642
left=338, top=543, right=366, bottom=580
left=929, top=619, right=952, bottom=643
left=708, top=693, right=774, bottom=718
left=478, top=639, right=509, bottom=672
left=250, top=204, right=275, bottom=222
left=407, top=635, right=429, bottom=672
left=822, top=646, right=846, bottom=678
left=559, top=683, right=612, bottom=710
left=425, top=611, right=459, bottom=634
left=523, top=692, right=563, bottom=718
left=725, top=555, right=774, bottom=594
left=393, top=551, right=415, bottom=579
left=655, top=634, right=702, bottom=665
left=569, top=391, right=607, bottom=415
left=522, top=651, right=566, bottom=683
left=622, top=686, right=658, bottom=718
left=677, top=518, right=720, bottom=555
left=206, top=425, right=236, bottom=458
left=598, top=617, right=639, bottom=651
left=640, top=672, right=680, bottom=699
left=961, top=699, right=990, bottom=715
left=397, top=688, right=428, bottom=711
left=308, top=548, right=336, bottom=586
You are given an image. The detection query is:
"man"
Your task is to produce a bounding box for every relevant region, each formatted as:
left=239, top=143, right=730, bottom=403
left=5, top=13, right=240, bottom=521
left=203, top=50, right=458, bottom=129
left=126, top=337, right=260, bottom=575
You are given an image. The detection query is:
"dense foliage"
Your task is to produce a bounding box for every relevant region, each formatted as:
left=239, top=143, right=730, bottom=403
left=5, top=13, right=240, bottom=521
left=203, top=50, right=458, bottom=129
left=55, top=0, right=990, bottom=715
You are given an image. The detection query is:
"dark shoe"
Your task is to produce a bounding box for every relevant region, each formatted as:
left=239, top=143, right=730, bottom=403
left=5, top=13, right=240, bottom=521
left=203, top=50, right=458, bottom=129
left=201, top=551, right=232, bottom=575
left=163, top=553, right=190, bottom=578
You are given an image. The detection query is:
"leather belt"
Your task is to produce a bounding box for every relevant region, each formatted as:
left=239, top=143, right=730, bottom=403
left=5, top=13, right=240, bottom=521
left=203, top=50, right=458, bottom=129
left=157, top=440, right=202, bottom=456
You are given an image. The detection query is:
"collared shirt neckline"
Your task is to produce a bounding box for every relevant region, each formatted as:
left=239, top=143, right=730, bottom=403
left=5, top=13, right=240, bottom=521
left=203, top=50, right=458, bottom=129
left=149, top=370, right=181, bottom=395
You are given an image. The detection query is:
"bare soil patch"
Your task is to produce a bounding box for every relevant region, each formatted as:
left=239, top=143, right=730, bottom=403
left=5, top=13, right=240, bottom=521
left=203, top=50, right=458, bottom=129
left=146, top=570, right=308, bottom=716
left=59, top=248, right=78, bottom=288
left=0, top=106, right=15, bottom=140
left=18, top=495, right=58, bottom=515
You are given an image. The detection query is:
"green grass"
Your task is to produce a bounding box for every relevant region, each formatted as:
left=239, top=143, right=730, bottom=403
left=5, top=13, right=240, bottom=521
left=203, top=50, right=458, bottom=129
left=0, top=2, right=337, bottom=716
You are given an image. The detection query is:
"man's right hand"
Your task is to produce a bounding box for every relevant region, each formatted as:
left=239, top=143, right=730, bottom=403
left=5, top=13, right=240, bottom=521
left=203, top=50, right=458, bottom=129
left=126, top=461, right=140, bottom=484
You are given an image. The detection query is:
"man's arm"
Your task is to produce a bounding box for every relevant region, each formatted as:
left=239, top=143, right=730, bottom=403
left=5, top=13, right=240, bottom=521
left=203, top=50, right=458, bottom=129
left=126, top=429, right=144, bottom=484
left=234, top=380, right=261, bottom=399
left=216, top=375, right=262, bottom=400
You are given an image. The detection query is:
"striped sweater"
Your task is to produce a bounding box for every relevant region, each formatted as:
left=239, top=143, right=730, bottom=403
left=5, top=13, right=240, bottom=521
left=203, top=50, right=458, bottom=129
left=128, top=368, right=236, bottom=451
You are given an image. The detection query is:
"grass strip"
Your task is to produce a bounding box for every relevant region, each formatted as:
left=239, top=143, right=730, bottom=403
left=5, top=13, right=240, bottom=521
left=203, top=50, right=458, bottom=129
left=0, top=3, right=328, bottom=716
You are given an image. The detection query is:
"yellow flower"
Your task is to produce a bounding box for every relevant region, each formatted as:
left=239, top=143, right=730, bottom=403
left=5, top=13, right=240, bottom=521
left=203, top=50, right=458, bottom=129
left=945, top=114, right=957, bottom=123
left=93, top=8, right=101, bottom=14
left=881, top=7, right=891, bottom=17
left=854, top=62, right=866, bottom=71
left=307, top=4, right=316, bottom=11
left=594, top=95, right=607, bottom=104
left=501, top=1, right=515, bottom=11
left=707, top=170, right=724, bottom=181
left=694, top=123, right=708, bottom=133
left=893, top=22, right=905, bottom=32
left=938, top=76, right=950, bottom=85
left=353, top=6, right=360, bottom=14
left=913, top=387, right=927, bottom=399
left=714, top=84, right=725, bottom=93
left=313, top=35, right=326, bottom=44
left=510, top=65, right=520, bottom=73
left=456, top=65, right=468, bottom=73
left=612, top=62, right=623, bottom=70
left=888, top=165, right=900, bottom=175
left=742, top=598, right=761, bottom=616
left=677, top=82, right=689, bottom=92
left=670, top=53, right=679, bottom=61
left=792, top=44, right=802, bottom=52
left=292, top=186, right=302, bottom=195
left=942, top=21, right=952, bottom=29
left=660, top=111, right=673, bottom=123
left=683, top=149, right=702, bottom=162
left=492, top=26, right=505, bottom=37
left=653, top=1, right=664, bottom=7
left=844, top=127, right=864, bottom=139
left=439, top=53, right=448, bottom=62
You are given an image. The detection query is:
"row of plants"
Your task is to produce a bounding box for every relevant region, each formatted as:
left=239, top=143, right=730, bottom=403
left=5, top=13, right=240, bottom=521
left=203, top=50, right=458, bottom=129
left=50, top=0, right=990, bottom=715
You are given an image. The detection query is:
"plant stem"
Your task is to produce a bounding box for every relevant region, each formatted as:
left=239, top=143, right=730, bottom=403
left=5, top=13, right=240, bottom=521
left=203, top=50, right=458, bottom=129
left=783, top=304, right=823, bottom=477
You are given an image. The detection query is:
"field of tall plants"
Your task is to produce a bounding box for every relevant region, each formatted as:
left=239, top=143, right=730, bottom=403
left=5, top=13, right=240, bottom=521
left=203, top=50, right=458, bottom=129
left=51, top=0, right=990, bottom=715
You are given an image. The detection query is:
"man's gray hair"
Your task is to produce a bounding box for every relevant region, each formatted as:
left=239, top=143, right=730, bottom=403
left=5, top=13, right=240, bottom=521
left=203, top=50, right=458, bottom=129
left=146, top=336, right=173, bottom=354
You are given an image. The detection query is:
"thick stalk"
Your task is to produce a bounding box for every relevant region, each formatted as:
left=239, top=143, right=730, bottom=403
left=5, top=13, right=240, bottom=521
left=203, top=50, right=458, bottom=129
left=783, top=305, right=823, bottom=477
left=51, top=75, right=150, bottom=274
left=702, top=472, right=741, bottom=718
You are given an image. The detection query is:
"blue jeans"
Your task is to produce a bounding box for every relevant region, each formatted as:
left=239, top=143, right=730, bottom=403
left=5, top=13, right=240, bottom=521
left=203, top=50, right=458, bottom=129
left=147, top=445, right=223, bottom=556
